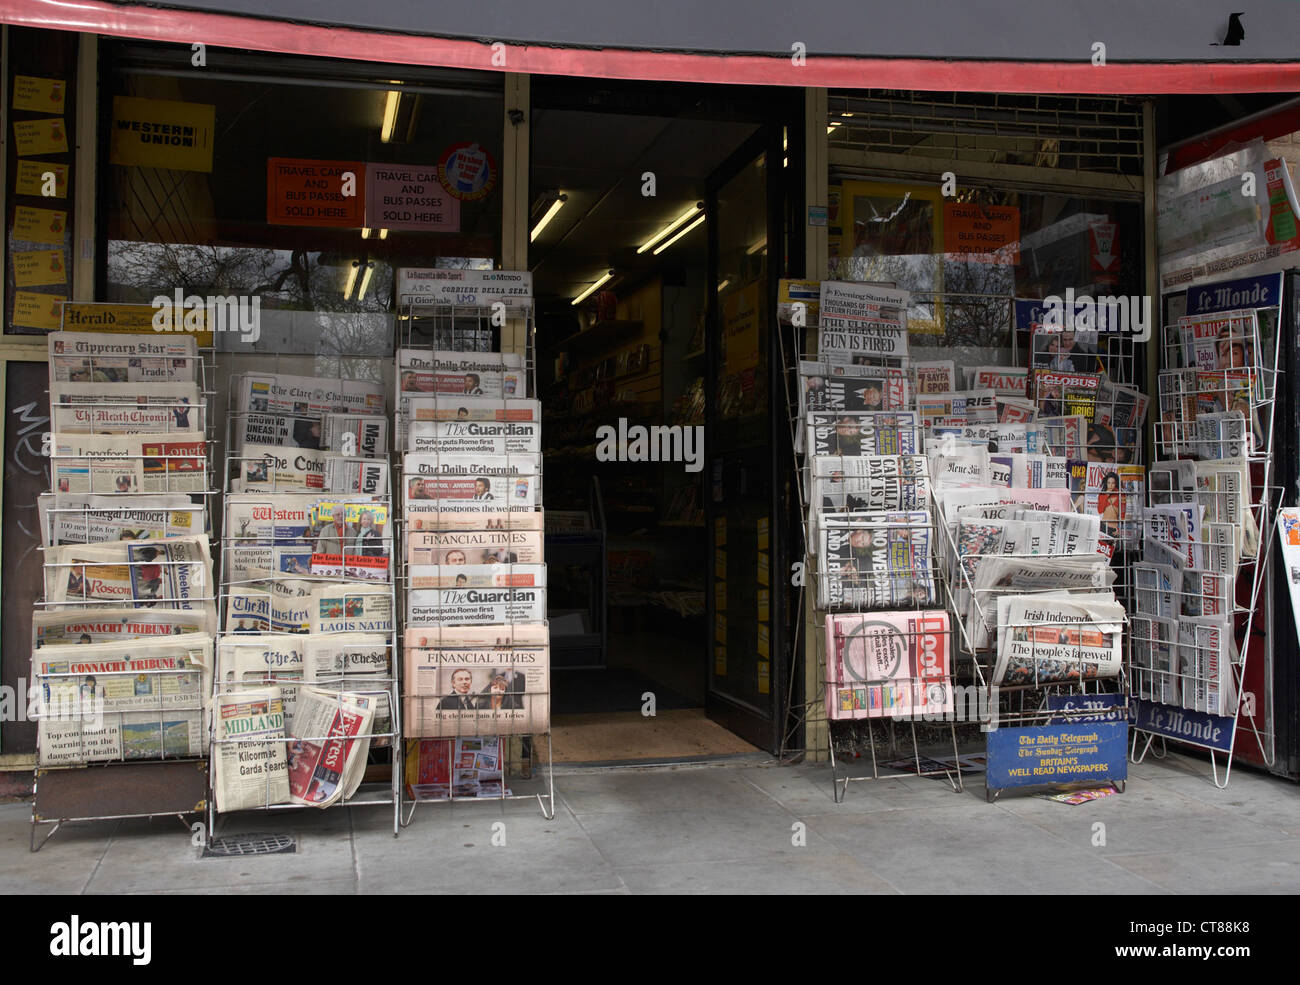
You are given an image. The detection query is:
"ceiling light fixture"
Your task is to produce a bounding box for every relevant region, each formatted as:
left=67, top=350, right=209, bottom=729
left=572, top=269, right=615, bottom=307
left=380, top=89, right=401, bottom=143
left=530, top=192, right=567, bottom=242
left=378, top=229, right=389, bottom=240
left=717, top=279, right=730, bottom=292
left=638, top=202, right=704, bottom=255
left=357, top=262, right=375, bottom=301
left=746, top=238, right=768, bottom=255
left=651, top=213, right=705, bottom=256
left=361, top=228, right=372, bottom=239
left=343, top=260, right=360, bottom=299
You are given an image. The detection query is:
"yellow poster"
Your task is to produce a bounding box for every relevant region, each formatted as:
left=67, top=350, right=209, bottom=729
left=13, top=117, right=68, bottom=156
left=757, top=550, right=770, bottom=586
left=12, top=76, right=67, bottom=113
left=721, top=280, right=762, bottom=373
left=12, top=291, right=66, bottom=331
left=757, top=516, right=769, bottom=550
left=15, top=160, right=68, bottom=198
left=716, top=580, right=727, bottom=612
left=60, top=303, right=213, bottom=346
left=758, top=623, right=770, bottom=658
left=757, top=588, right=769, bottom=623
left=12, top=250, right=66, bottom=288
left=13, top=205, right=67, bottom=245
left=110, top=96, right=215, bottom=173
left=714, top=613, right=727, bottom=645
left=714, top=645, right=727, bottom=677
left=757, top=660, right=770, bottom=695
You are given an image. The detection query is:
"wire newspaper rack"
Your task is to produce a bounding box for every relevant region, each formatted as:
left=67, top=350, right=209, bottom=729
left=1131, top=298, right=1283, bottom=787
left=777, top=291, right=966, bottom=802
left=31, top=337, right=220, bottom=851
left=394, top=299, right=555, bottom=821
left=210, top=370, right=401, bottom=837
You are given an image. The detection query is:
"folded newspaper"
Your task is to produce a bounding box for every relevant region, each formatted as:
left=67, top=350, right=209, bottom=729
left=49, top=331, right=197, bottom=384
left=992, top=593, right=1125, bottom=686
left=52, top=433, right=208, bottom=494
left=38, top=492, right=200, bottom=546
left=213, top=687, right=291, bottom=811
left=287, top=685, right=375, bottom=808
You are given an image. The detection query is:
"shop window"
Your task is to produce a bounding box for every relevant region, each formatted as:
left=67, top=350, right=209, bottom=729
left=101, top=44, right=503, bottom=360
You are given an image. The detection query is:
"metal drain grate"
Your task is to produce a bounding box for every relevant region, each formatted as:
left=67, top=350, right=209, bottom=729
left=203, top=832, right=296, bottom=858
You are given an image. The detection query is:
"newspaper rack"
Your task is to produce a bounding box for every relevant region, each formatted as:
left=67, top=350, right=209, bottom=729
left=395, top=298, right=556, bottom=821
left=1130, top=294, right=1283, bottom=787
left=209, top=369, right=402, bottom=837
left=778, top=291, right=966, bottom=803
left=30, top=334, right=219, bottom=851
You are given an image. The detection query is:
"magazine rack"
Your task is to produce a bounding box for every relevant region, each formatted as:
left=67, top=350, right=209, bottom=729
left=209, top=368, right=401, bottom=838
left=31, top=341, right=219, bottom=851
left=394, top=299, right=555, bottom=821
left=1130, top=292, right=1283, bottom=788
left=776, top=291, right=966, bottom=803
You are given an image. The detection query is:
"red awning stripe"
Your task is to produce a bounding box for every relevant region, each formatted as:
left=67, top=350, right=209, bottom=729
left=6, top=0, right=1300, bottom=93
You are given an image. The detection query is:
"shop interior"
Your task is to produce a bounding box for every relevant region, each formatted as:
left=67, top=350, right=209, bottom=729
left=527, top=79, right=777, bottom=762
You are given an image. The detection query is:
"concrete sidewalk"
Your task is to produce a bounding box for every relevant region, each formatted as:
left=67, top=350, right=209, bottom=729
left=3, top=749, right=1298, bottom=894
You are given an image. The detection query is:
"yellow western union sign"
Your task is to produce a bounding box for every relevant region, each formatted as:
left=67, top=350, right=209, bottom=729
left=110, top=96, right=215, bottom=172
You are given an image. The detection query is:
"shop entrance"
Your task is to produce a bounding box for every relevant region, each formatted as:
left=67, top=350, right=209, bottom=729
left=529, top=79, right=797, bottom=762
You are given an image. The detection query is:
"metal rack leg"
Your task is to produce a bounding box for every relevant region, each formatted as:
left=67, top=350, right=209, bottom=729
left=828, top=728, right=845, bottom=804
left=30, top=819, right=60, bottom=853
left=947, top=721, right=964, bottom=794
left=535, top=733, right=555, bottom=821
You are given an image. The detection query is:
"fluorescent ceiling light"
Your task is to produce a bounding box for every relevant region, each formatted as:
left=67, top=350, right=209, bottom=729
left=361, top=228, right=372, bottom=239
left=343, top=261, right=360, bottom=299
left=638, top=202, right=703, bottom=255
left=378, top=229, right=389, bottom=240
left=380, top=90, right=401, bottom=142
left=572, top=270, right=614, bottom=306
left=746, top=238, right=767, bottom=255
left=530, top=193, right=567, bottom=242
left=652, top=213, right=705, bottom=255
left=357, top=263, right=375, bottom=301
left=827, top=121, right=841, bottom=134
left=717, top=279, right=730, bottom=292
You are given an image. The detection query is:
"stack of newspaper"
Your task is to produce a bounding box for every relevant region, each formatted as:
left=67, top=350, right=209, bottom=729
left=398, top=348, right=550, bottom=752
left=215, top=375, right=396, bottom=812
left=34, top=332, right=217, bottom=767
left=229, top=372, right=388, bottom=495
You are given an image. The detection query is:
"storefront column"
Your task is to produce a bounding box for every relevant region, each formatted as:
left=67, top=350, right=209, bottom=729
left=1142, top=99, right=1159, bottom=456
left=72, top=33, right=96, bottom=301
left=804, top=86, right=829, bottom=761
left=501, top=72, right=530, bottom=358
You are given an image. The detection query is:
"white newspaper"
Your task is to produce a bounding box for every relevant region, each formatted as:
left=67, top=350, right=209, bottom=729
left=287, top=686, right=375, bottom=807
left=48, top=331, right=197, bottom=384
left=50, top=381, right=203, bottom=435
left=213, top=688, right=291, bottom=811
left=308, top=582, right=394, bottom=634
left=52, top=433, right=208, bottom=494
left=992, top=593, right=1124, bottom=686
left=231, top=444, right=387, bottom=495
left=39, top=492, right=201, bottom=545
left=395, top=350, right=527, bottom=447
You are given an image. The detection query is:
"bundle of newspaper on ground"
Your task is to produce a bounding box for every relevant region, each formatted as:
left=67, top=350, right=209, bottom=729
left=398, top=346, right=550, bottom=749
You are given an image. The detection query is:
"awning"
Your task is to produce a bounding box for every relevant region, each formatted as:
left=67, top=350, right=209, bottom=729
left=6, top=0, right=1300, bottom=93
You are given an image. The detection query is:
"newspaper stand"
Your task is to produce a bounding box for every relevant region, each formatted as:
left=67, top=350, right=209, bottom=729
left=209, top=371, right=401, bottom=838
left=1130, top=296, right=1282, bottom=787
left=940, top=510, right=1133, bottom=804
left=394, top=299, right=555, bottom=822
left=31, top=341, right=219, bottom=851
left=776, top=293, right=966, bottom=803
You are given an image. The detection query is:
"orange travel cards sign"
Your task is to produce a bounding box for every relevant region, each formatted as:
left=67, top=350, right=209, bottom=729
left=943, top=203, right=1020, bottom=262
left=266, top=158, right=365, bottom=227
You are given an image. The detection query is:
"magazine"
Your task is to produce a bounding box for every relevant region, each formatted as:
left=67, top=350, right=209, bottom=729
left=1029, top=323, right=1103, bottom=374
left=823, top=610, right=953, bottom=721
left=212, top=688, right=291, bottom=811
left=1032, top=370, right=1100, bottom=420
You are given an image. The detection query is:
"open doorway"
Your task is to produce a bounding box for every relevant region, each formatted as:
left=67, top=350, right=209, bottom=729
left=529, top=78, right=796, bottom=762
